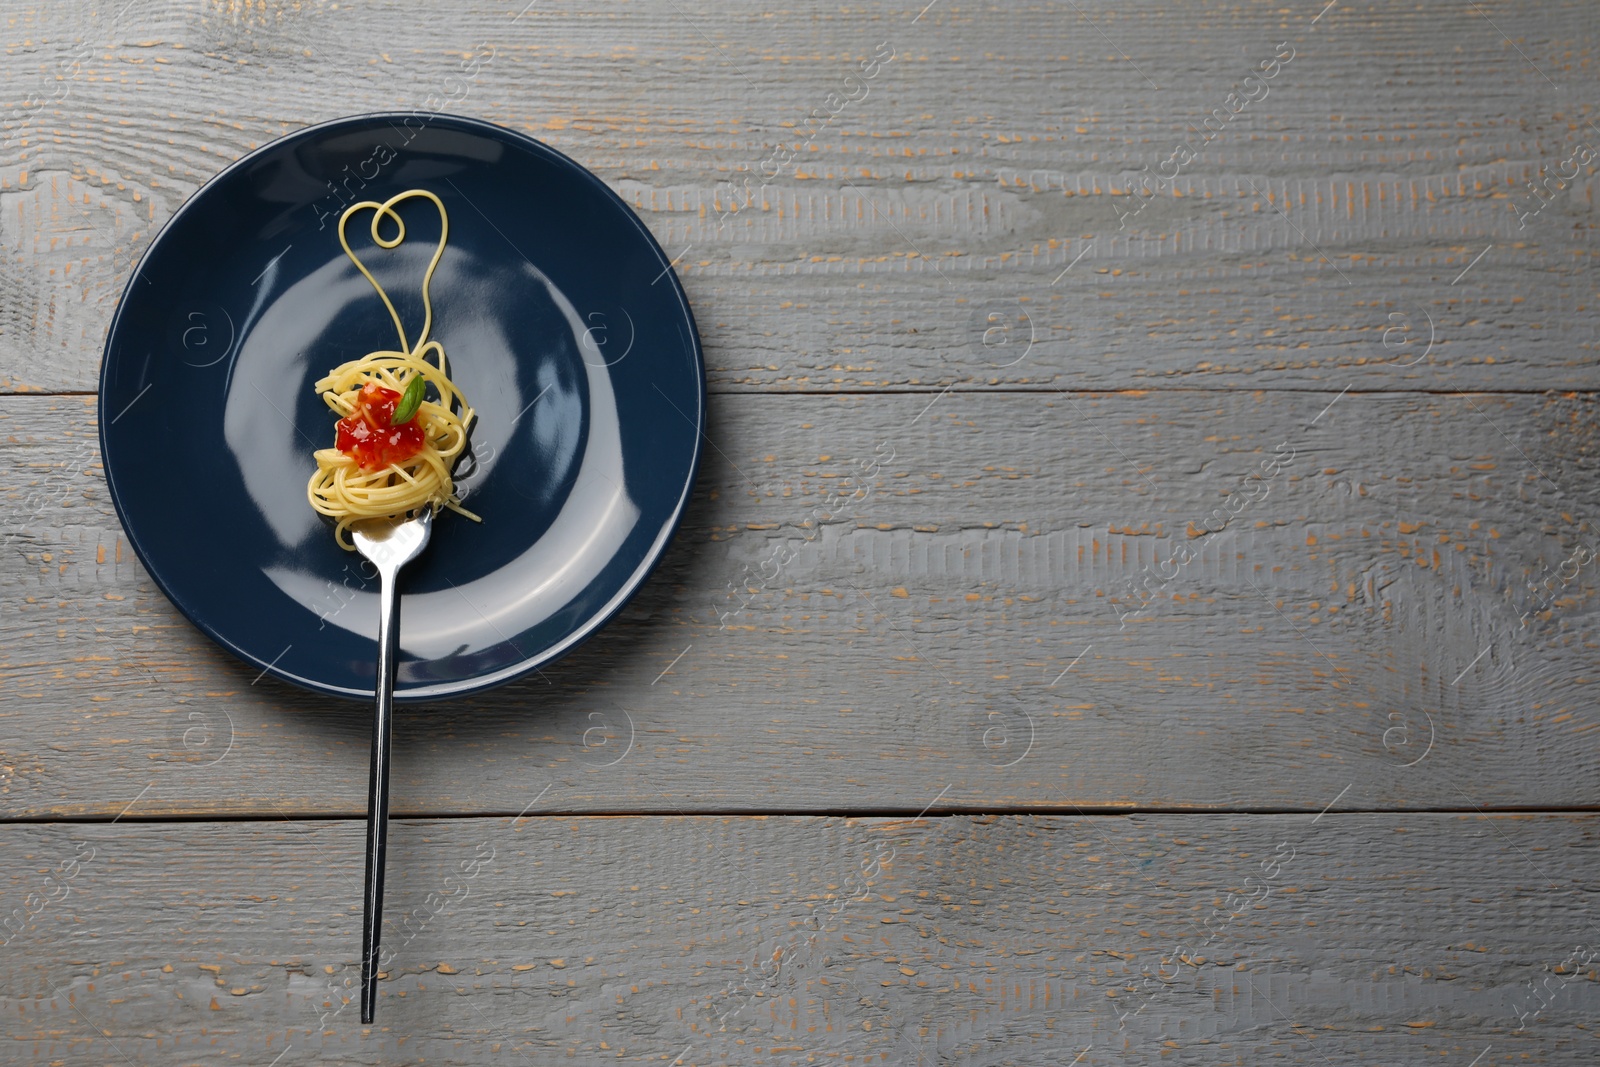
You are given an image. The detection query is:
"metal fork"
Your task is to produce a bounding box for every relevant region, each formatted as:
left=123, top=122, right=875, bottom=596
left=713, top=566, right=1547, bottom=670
left=350, top=509, right=433, bottom=1024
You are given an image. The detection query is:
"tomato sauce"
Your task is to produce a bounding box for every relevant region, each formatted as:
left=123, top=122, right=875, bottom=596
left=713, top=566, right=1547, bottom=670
left=335, top=382, right=425, bottom=470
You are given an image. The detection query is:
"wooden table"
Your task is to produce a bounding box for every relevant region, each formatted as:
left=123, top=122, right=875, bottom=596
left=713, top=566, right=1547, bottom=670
left=3, top=1, right=1597, bottom=1063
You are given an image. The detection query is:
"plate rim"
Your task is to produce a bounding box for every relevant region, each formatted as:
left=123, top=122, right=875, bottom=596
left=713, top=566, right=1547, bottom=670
left=97, top=110, right=706, bottom=702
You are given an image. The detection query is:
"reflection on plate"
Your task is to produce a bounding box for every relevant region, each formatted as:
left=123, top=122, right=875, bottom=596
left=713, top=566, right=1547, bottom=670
left=100, top=113, right=705, bottom=700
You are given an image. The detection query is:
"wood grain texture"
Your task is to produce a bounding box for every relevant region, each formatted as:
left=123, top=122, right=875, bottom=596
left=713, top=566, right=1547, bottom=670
left=4, top=389, right=1597, bottom=817
left=3, top=0, right=1597, bottom=1055
left=0, top=0, right=1597, bottom=393
left=4, top=813, right=1598, bottom=1066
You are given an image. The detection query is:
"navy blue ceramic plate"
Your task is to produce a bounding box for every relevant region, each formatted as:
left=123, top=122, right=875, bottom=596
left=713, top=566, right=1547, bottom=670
left=99, top=113, right=704, bottom=701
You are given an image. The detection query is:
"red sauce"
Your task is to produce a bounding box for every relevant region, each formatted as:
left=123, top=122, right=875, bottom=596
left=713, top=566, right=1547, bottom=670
left=335, top=382, right=425, bottom=470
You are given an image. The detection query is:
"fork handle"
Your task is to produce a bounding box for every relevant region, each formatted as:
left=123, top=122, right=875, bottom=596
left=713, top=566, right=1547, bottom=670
left=360, top=562, right=401, bottom=1024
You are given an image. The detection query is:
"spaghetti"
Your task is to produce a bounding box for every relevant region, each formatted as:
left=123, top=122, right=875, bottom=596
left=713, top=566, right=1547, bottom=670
left=306, top=189, right=480, bottom=550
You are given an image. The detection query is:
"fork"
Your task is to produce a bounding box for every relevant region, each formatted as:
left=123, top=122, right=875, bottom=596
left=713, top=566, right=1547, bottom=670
left=350, top=509, right=433, bottom=1024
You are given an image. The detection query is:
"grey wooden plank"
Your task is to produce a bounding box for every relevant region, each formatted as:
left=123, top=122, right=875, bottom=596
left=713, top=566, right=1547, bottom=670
left=2, top=812, right=1596, bottom=1065
left=3, top=389, right=1597, bottom=817
left=1, top=1, right=1596, bottom=393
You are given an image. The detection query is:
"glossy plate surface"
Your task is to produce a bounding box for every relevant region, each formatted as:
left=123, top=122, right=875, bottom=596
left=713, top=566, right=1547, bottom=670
left=99, top=113, right=705, bottom=700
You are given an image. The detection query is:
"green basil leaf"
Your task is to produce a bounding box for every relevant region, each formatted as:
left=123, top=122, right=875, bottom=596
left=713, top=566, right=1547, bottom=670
left=392, top=375, right=426, bottom=425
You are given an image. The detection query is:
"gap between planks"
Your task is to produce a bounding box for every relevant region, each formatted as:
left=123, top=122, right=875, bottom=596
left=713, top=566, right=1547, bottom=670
left=8, top=802, right=1600, bottom=826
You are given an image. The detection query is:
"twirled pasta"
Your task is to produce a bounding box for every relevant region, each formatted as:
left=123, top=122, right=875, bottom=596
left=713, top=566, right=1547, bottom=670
left=306, top=189, right=480, bottom=550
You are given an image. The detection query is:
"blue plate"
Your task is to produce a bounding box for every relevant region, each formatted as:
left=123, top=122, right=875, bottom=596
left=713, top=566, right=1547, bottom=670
left=98, top=113, right=705, bottom=701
